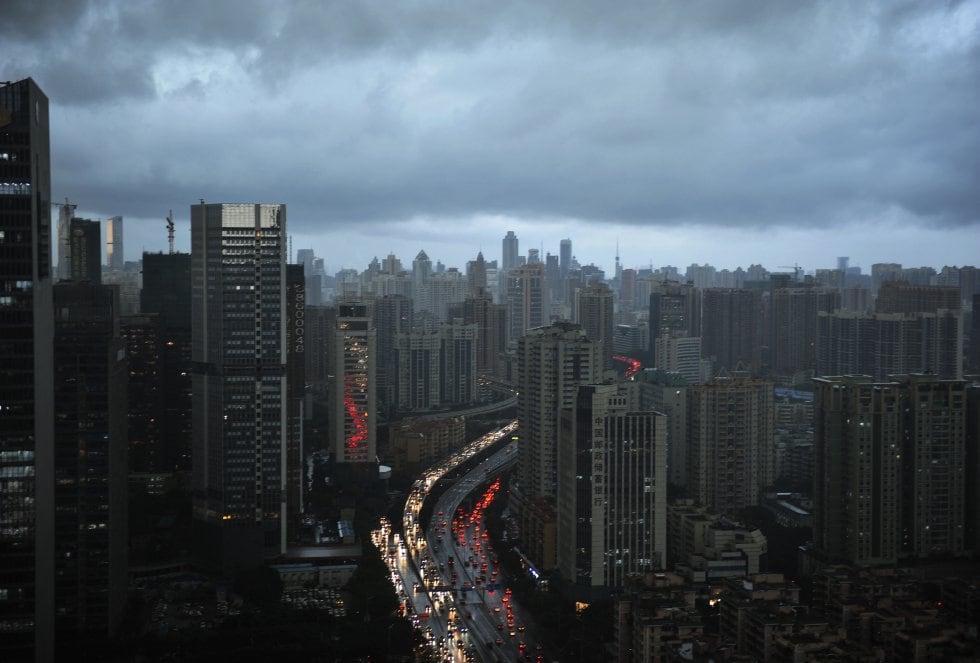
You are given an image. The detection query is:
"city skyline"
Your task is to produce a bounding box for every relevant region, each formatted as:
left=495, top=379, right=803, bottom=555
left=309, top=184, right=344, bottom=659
left=5, top=1, right=978, bottom=272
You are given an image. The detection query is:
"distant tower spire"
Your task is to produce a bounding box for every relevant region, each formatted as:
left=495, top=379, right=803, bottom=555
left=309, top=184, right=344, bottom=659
left=166, top=210, right=175, bottom=254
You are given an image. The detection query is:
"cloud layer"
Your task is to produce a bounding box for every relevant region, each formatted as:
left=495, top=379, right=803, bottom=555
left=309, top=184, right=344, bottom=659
left=6, top=1, right=979, bottom=269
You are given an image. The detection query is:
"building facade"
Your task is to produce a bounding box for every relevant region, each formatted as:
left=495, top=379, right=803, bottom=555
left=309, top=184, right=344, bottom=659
left=190, top=203, right=289, bottom=574
left=331, top=301, right=377, bottom=463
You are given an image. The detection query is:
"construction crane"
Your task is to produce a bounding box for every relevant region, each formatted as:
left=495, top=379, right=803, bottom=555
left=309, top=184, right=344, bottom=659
left=777, top=263, right=803, bottom=281
left=166, top=210, right=175, bottom=254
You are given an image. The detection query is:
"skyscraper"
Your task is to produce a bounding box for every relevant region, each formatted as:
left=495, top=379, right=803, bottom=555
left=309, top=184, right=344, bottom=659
left=506, top=262, right=547, bottom=340
left=767, top=285, right=839, bottom=379
left=190, top=203, right=288, bottom=574
left=105, top=215, right=123, bottom=270
left=813, top=375, right=969, bottom=566
left=69, top=217, right=101, bottom=284
left=462, top=287, right=507, bottom=378
left=559, top=238, right=572, bottom=281
left=576, top=281, right=615, bottom=368
left=648, top=280, right=701, bottom=364
left=52, top=282, right=128, bottom=650
left=332, top=301, right=377, bottom=463
left=701, top=287, right=763, bottom=375
left=557, top=383, right=666, bottom=595
left=56, top=199, right=75, bottom=281
left=0, top=77, right=54, bottom=662
left=502, top=230, right=519, bottom=273
left=516, top=323, right=601, bottom=570
left=687, top=374, right=774, bottom=513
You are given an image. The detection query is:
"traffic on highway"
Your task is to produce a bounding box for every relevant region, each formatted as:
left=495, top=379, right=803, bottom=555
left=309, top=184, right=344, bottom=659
left=372, top=420, right=545, bottom=662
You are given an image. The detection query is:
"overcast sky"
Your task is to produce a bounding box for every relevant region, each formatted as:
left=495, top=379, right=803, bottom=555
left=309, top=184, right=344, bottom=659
left=7, top=0, right=979, bottom=275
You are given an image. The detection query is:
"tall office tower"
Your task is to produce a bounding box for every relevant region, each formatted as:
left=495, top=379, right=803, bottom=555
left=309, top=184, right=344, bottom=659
left=576, top=281, right=615, bottom=368
left=502, top=230, right=519, bottom=272
left=52, top=283, right=127, bottom=651
left=527, top=248, right=541, bottom=265
left=506, top=262, right=547, bottom=340
left=817, top=310, right=962, bottom=380
left=653, top=335, right=703, bottom=385
left=767, top=285, right=840, bottom=380
left=876, top=281, right=960, bottom=315
left=442, top=319, right=479, bottom=406
left=331, top=301, right=376, bottom=463
left=619, top=268, right=636, bottom=311
left=373, top=294, right=414, bottom=415
left=559, top=238, right=572, bottom=281
left=466, top=251, right=487, bottom=294
left=0, top=78, right=54, bottom=662
left=138, top=252, right=192, bottom=472
left=56, top=199, right=76, bottom=281
left=304, top=305, right=334, bottom=390
left=105, top=215, right=123, bottom=270
left=463, top=288, right=507, bottom=378
left=688, top=374, right=774, bottom=514
left=381, top=252, right=401, bottom=275
left=967, top=384, right=980, bottom=554
left=636, top=370, right=689, bottom=488
left=969, top=294, right=980, bottom=375
left=701, top=288, right=763, bottom=375
left=648, top=281, right=701, bottom=363
left=285, top=264, right=306, bottom=541
left=557, top=383, right=666, bottom=595
left=545, top=253, right=560, bottom=303
left=296, top=248, right=314, bottom=275
left=394, top=328, right=443, bottom=412
left=516, top=323, right=601, bottom=569
left=69, top=218, right=101, bottom=284
left=871, top=262, right=903, bottom=294
left=190, top=203, right=288, bottom=573
left=823, top=374, right=971, bottom=563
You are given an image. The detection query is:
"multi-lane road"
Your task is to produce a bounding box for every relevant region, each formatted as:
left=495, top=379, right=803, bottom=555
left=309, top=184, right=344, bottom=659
left=373, top=420, right=546, bottom=662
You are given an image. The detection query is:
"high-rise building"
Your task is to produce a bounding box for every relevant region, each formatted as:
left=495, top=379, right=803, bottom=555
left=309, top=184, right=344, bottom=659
left=576, top=281, right=615, bottom=368
left=557, top=383, right=666, bottom=595
left=688, top=374, right=774, bottom=513
left=105, top=215, right=123, bottom=270
left=394, top=328, right=442, bottom=412
left=285, top=264, right=306, bottom=540
left=463, top=288, right=507, bottom=378
left=516, top=323, right=601, bottom=570
left=506, top=262, right=547, bottom=340
left=559, top=238, right=572, bottom=281
left=619, top=268, right=637, bottom=311
left=442, top=318, right=479, bottom=406
left=813, top=375, right=969, bottom=566
left=0, top=77, right=55, bottom=662
left=636, top=371, right=689, bottom=488
left=466, top=251, right=487, bottom=294
left=373, top=294, right=413, bottom=415
left=190, top=203, right=289, bottom=574
left=142, top=252, right=192, bottom=328
left=817, top=310, right=963, bottom=380
left=654, top=335, right=703, bottom=385
left=648, top=281, right=700, bottom=363
left=502, top=230, right=519, bottom=272
left=767, top=285, right=839, bottom=379
left=876, top=281, right=960, bottom=315
left=69, top=217, right=101, bottom=284
left=56, top=199, right=76, bottom=281
left=52, top=282, right=128, bottom=650
left=331, top=301, right=377, bottom=463
left=701, top=288, right=763, bottom=375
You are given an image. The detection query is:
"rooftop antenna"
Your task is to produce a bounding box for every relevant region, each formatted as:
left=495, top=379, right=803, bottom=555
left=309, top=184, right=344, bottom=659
left=166, top=210, right=175, bottom=254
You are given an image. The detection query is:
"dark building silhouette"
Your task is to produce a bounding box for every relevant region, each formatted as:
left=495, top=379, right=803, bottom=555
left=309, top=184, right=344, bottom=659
left=767, top=284, right=839, bottom=381
left=373, top=294, right=414, bottom=416
left=701, top=287, right=763, bottom=375
left=0, top=77, right=55, bottom=662
left=141, top=252, right=191, bottom=328
left=285, top=264, right=306, bottom=536
left=576, top=281, right=616, bottom=368
left=813, top=375, right=971, bottom=566
left=52, top=282, right=128, bottom=651
left=69, top=218, right=101, bottom=284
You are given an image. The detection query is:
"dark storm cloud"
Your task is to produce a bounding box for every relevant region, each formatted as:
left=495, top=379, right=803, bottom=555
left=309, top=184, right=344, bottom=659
left=8, top=0, right=980, bottom=243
